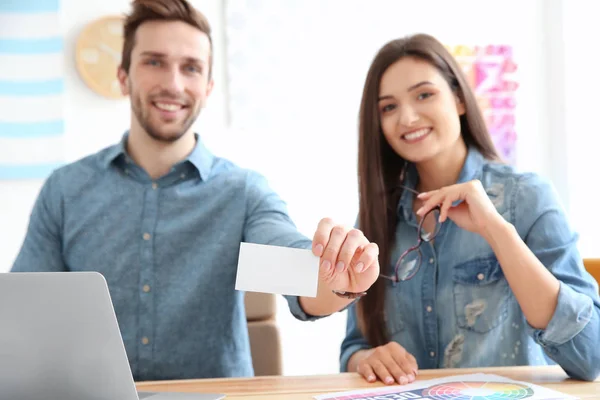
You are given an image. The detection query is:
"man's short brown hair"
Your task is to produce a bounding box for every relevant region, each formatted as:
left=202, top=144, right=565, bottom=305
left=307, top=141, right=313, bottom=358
left=120, top=0, right=213, bottom=77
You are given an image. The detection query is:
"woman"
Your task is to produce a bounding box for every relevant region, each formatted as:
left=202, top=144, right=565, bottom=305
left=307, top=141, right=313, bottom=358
left=339, top=33, right=600, bottom=385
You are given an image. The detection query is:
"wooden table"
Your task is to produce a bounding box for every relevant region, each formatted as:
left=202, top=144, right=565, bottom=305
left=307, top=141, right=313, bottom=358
left=137, top=366, right=600, bottom=399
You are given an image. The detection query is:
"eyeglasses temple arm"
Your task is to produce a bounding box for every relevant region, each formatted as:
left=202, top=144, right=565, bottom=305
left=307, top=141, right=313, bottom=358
left=398, top=184, right=421, bottom=196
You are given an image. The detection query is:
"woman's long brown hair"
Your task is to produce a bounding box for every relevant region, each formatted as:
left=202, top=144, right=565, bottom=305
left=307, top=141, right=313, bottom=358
left=357, top=34, right=500, bottom=346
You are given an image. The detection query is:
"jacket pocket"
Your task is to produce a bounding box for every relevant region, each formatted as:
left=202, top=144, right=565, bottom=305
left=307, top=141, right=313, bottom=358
left=452, top=256, right=510, bottom=333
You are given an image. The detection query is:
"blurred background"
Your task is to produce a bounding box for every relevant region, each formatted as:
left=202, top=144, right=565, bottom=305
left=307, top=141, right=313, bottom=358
left=1, top=0, right=598, bottom=377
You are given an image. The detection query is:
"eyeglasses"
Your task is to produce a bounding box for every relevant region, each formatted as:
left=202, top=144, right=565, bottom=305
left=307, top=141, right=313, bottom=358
left=331, top=184, right=442, bottom=299
left=380, top=184, right=441, bottom=282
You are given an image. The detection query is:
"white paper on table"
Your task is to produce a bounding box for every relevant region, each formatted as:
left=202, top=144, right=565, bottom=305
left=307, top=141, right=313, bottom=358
left=235, top=242, right=319, bottom=297
left=313, top=373, right=578, bottom=400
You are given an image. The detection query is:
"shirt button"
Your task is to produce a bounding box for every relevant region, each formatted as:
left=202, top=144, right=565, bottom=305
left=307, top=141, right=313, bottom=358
left=430, top=351, right=436, bottom=357
left=142, top=285, right=150, bottom=293
left=180, top=173, right=186, bottom=179
left=143, top=233, right=151, bottom=240
left=426, top=306, right=432, bottom=313
left=477, top=273, right=485, bottom=281
left=152, top=183, right=158, bottom=190
left=429, top=258, right=434, bottom=264
left=142, top=337, right=149, bottom=345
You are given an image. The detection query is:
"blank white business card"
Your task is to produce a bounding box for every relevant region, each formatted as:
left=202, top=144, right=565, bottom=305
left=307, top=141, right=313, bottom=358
left=235, top=242, right=319, bottom=297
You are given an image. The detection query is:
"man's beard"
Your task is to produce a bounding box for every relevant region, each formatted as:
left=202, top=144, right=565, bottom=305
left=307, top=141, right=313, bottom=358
left=131, top=90, right=200, bottom=143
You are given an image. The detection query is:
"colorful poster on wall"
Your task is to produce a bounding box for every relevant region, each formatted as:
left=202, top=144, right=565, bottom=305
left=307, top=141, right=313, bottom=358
left=0, top=0, right=64, bottom=179
left=448, top=45, right=518, bottom=164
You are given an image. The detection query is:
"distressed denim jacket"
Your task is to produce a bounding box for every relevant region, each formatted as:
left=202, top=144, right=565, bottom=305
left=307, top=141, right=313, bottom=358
left=340, top=148, right=600, bottom=381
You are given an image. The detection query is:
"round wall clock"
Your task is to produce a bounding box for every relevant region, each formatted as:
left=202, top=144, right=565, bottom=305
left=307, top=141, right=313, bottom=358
left=75, top=15, right=125, bottom=99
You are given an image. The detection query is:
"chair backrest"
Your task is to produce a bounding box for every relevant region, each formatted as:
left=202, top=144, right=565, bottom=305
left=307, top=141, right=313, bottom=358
left=244, top=292, right=282, bottom=376
left=583, top=258, right=600, bottom=292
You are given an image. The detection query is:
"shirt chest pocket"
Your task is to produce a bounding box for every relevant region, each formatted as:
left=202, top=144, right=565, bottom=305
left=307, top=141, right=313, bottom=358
left=452, top=256, right=510, bottom=333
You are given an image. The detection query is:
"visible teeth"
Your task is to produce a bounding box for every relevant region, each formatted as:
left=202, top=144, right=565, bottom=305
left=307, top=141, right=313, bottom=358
left=155, top=102, right=182, bottom=111
left=403, top=128, right=430, bottom=141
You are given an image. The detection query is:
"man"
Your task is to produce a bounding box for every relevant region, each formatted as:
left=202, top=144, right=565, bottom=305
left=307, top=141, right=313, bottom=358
left=11, top=0, right=379, bottom=382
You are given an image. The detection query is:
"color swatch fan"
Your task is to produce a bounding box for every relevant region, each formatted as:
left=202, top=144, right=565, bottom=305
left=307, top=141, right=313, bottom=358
left=423, top=381, right=534, bottom=399
left=313, top=373, right=577, bottom=400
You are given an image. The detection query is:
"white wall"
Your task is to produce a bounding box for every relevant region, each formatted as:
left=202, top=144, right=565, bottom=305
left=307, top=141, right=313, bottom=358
left=0, top=0, right=593, bottom=378
left=562, top=0, right=600, bottom=257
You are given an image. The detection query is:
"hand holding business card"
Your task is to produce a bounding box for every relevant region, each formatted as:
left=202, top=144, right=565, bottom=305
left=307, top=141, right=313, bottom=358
left=235, top=218, right=381, bottom=300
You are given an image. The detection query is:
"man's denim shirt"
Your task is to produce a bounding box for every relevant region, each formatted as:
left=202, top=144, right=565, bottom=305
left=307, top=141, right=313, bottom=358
left=341, top=148, right=600, bottom=381
left=11, top=133, right=315, bottom=381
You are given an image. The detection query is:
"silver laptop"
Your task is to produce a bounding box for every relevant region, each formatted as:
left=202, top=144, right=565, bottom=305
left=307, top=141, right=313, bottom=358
left=0, top=271, right=225, bottom=400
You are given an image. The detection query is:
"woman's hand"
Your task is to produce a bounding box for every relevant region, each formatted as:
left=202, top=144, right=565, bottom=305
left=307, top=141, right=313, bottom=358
left=416, top=180, right=505, bottom=237
left=351, top=342, right=418, bottom=385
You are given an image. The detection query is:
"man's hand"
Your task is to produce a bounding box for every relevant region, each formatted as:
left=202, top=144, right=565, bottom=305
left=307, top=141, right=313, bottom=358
left=312, top=218, right=380, bottom=295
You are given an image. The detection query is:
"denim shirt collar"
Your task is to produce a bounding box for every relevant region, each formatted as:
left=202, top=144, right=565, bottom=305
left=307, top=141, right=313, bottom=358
left=101, top=131, right=214, bottom=181
left=397, top=147, right=486, bottom=222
